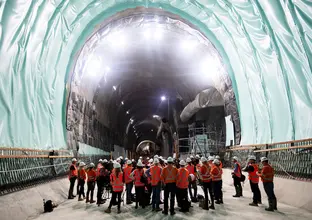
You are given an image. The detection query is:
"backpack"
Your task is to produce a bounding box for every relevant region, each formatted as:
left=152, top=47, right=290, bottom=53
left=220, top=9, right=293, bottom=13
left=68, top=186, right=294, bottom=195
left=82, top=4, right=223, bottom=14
left=43, top=200, right=54, bottom=213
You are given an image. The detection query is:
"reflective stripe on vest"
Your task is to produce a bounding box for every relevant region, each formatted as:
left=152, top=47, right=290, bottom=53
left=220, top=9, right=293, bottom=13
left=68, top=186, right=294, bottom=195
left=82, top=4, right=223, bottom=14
left=248, top=164, right=259, bottom=183
left=201, top=164, right=211, bottom=182
left=262, top=165, right=274, bottom=182
left=186, top=164, right=195, bottom=175
left=68, top=164, right=77, bottom=179
left=134, top=169, right=145, bottom=187
left=111, top=172, right=124, bottom=192
left=151, top=166, right=161, bottom=186
left=177, top=168, right=189, bottom=189
left=211, top=166, right=222, bottom=181
left=124, top=167, right=133, bottom=184
left=164, top=167, right=177, bottom=183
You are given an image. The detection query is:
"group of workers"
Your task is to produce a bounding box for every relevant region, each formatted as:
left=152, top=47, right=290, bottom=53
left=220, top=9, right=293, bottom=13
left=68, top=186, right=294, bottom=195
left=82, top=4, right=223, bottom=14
left=67, top=154, right=277, bottom=215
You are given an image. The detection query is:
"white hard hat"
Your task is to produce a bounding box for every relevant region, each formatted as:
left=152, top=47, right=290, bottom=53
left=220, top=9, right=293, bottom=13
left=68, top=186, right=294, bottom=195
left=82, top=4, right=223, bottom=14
left=139, top=156, right=143, bottom=159
left=103, top=159, right=108, bottom=163
left=190, top=155, right=194, bottom=159
left=189, top=174, right=196, bottom=181
left=149, top=158, right=153, bottom=163
left=167, top=157, right=174, bottom=163
left=159, top=156, right=163, bottom=159
left=137, top=161, right=144, bottom=167
left=125, top=158, right=128, bottom=161
left=215, top=155, right=220, bottom=159
left=208, top=156, right=214, bottom=161
left=186, top=158, right=192, bottom=163
left=72, top=158, right=77, bottom=162
left=147, top=157, right=150, bottom=160
left=89, top=163, right=95, bottom=167
left=201, top=157, right=207, bottom=162
left=213, top=159, right=220, bottom=165
left=261, top=157, right=268, bottom=162
left=249, top=155, right=256, bottom=160
left=179, top=160, right=186, bottom=166
left=233, top=156, right=239, bottom=161
left=79, top=162, right=85, bottom=167
left=116, top=158, right=121, bottom=162
left=99, top=159, right=103, bottom=162
left=120, top=156, right=123, bottom=160
left=154, top=158, right=159, bottom=164
left=114, top=163, right=121, bottom=169
left=195, top=154, right=200, bottom=159
left=164, top=160, right=168, bottom=164
left=132, top=159, right=135, bottom=162
left=154, top=155, right=159, bottom=158
left=127, top=160, right=132, bottom=165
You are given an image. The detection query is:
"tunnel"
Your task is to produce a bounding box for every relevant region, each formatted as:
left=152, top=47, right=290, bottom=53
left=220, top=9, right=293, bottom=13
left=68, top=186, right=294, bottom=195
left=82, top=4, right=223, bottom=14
left=0, top=1, right=312, bottom=220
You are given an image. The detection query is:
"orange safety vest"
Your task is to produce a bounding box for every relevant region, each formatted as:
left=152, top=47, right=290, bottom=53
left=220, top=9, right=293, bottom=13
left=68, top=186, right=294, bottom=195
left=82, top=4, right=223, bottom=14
left=211, top=165, right=222, bottom=181
left=68, top=164, right=78, bottom=179
left=134, top=169, right=145, bottom=187
left=124, top=166, right=133, bottom=184
left=176, top=168, right=189, bottom=189
left=111, top=171, right=124, bottom=192
left=248, top=164, right=259, bottom=183
left=186, top=164, right=195, bottom=175
left=260, top=164, right=274, bottom=183
left=87, top=169, right=97, bottom=182
left=78, top=168, right=86, bottom=180
left=161, top=166, right=178, bottom=183
left=200, top=164, right=211, bottom=182
left=96, top=163, right=103, bottom=176
left=233, top=162, right=242, bottom=178
left=150, top=165, right=162, bottom=186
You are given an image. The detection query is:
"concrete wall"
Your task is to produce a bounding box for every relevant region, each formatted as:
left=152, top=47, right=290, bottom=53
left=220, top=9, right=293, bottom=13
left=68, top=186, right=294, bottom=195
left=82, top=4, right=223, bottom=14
left=223, top=169, right=312, bottom=212
left=0, top=178, right=69, bottom=220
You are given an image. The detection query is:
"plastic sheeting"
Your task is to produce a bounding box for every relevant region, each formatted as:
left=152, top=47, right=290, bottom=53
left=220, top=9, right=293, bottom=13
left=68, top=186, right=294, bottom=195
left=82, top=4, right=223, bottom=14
left=1, top=0, right=312, bottom=150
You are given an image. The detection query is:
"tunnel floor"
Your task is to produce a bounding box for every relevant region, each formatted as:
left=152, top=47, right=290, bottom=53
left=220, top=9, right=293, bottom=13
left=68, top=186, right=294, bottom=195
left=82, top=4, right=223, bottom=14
left=32, top=181, right=312, bottom=220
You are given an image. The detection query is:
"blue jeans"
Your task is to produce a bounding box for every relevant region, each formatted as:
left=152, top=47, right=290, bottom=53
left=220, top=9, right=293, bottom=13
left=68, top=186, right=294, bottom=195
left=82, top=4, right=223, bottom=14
left=152, top=184, right=161, bottom=209
left=126, top=182, right=133, bottom=202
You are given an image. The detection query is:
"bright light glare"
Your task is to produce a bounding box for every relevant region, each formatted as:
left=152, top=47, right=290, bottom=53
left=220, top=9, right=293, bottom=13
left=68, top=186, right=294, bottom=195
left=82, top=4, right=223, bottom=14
left=153, top=115, right=159, bottom=118
left=126, top=111, right=130, bottom=115
left=161, top=96, right=166, bottom=101
left=143, top=30, right=151, bottom=39
left=105, top=66, right=110, bottom=72
left=107, top=32, right=127, bottom=48
left=181, top=39, right=197, bottom=50
left=154, top=30, right=163, bottom=41
left=200, top=56, right=222, bottom=80
left=113, top=86, right=117, bottom=91
left=86, top=57, right=102, bottom=76
left=121, top=101, right=124, bottom=105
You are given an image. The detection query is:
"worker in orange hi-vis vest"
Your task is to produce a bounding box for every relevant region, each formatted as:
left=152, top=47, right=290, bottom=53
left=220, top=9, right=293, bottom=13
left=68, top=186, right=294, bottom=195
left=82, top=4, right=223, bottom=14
left=124, top=160, right=134, bottom=204
left=243, top=155, right=262, bottom=206
left=160, top=157, right=178, bottom=216
left=145, top=158, right=162, bottom=212
left=211, top=159, right=223, bottom=204
left=105, top=162, right=124, bottom=214
left=176, top=160, right=190, bottom=212
left=199, top=157, right=215, bottom=210
left=130, top=160, right=146, bottom=209
left=257, top=157, right=277, bottom=212
left=232, top=156, right=243, bottom=197
left=77, top=162, right=87, bottom=201
left=86, top=163, right=97, bottom=203
left=68, top=158, right=78, bottom=199
left=186, top=157, right=197, bottom=202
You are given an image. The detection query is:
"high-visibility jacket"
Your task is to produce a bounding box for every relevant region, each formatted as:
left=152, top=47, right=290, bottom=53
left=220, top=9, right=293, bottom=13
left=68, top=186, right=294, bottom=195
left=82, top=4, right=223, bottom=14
left=161, top=166, right=178, bottom=184
left=248, top=164, right=259, bottom=183
left=200, top=163, right=211, bottom=182
left=150, top=165, right=162, bottom=186
left=68, top=164, right=78, bottom=179
left=87, top=169, right=97, bottom=182
left=110, top=171, right=124, bottom=192
left=123, top=166, right=133, bottom=184
left=259, top=164, right=274, bottom=183
left=133, top=169, right=145, bottom=187
left=78, top=168, right=86, bottom=180
left=211, top=165, right=222, bottom=181
left=186, top=164, right=195, bottom=175
left=96, top=163, right=103, bottom=176
left=233, top=162, right=242, bottom=178
left=176, top=168, right=189, bottom=189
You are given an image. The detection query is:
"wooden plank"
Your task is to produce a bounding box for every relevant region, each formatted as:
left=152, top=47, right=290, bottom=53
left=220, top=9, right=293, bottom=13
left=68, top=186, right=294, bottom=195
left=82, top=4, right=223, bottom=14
left=48, top=156, right=73, bottom=158
left=267, top=138, right=312, bottom=146
left=254, top=144, right=312, bottom=153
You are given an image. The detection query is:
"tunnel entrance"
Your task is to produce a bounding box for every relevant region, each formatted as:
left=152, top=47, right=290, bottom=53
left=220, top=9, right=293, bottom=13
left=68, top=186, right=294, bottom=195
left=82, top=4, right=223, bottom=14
left=66, top=7, right=241, bottom=158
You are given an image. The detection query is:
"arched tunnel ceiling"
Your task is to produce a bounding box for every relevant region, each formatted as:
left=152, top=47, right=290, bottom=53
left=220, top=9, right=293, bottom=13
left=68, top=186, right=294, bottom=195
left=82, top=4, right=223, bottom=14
left=0, top=0, right=312, bottom=149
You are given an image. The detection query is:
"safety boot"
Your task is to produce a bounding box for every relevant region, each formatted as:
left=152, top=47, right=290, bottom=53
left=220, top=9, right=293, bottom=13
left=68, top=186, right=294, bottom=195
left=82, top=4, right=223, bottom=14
left=209, top=200, right=215, bottom=210
left=265, top=200, right=274, bottom=212
left=249, top=202, right=258, bottom=206
left=233, top=187, right=240, bottom=197
left=273, top=199, right=277, bottom=210
left=105, top=208, right=111, bottom=213
left=117, top=208, right=121, bottom=214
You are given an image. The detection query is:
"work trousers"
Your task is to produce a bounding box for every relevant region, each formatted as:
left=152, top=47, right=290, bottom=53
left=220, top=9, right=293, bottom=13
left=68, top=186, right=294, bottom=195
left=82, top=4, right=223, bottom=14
left=176, top=187, right=188, bottom=208
left=135, top=186, right=145, bottom=207
left=233, top=176, right=242, bottom=195
left=108, top=191, right=122, bottom=209
left=96, top=180, right=104, bottom=203
left=212, top=180, right=223, bottom=201
left=203, top=181, right=214, bottom=209
left=126, top=182, right=133, bottom=202
left=188, top=181, right=197, bottom=199
left=87, top=181, right=95, bottom=201
left=68, top=177, right=77, bottom=198
left=78, top=179, right=85, bottom=199
left=152, top=184, right=161, bottom=209
left=263, top=182, right=276, bottom=201
left=147, top=183, right=152, bottom=204
left=250, top=181, right=261, bottom=203
left=164, top=183, right=176, bottom=213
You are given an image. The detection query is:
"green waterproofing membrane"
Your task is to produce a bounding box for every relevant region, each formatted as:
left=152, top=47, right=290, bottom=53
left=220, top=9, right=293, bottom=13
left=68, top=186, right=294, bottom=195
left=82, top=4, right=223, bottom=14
left=0, top=0, right=312, bottom=149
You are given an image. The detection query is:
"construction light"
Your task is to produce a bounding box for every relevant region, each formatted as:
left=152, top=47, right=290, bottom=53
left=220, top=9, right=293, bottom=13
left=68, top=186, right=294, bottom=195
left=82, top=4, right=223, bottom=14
left=161, top=96, right=166, bottom=101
